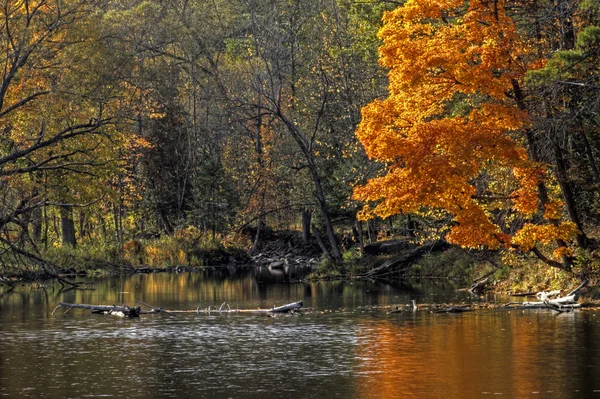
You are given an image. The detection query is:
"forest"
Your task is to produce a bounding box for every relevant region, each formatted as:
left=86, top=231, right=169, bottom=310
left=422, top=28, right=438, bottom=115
left=0, top=0, right=599, bottom=288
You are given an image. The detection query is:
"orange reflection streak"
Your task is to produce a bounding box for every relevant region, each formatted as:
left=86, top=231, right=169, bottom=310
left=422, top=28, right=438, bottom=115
left=353, top=312, right=578, bottom=399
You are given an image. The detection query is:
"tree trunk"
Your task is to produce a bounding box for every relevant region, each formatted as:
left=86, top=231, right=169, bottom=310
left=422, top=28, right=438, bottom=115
left=251, top=218, right=262, bottom=254
left=31, top=206, right=42, bottom=243
left=553, top=141, right=589, bottom=248
left=276, top=109, right=342, bottom=262
left=512, top=79, right=572, bottom=270
left=355, top=218, right=365, bottom=254
left=581, top=132, right=600, bottom=185
left=312, top=225, right=332, bottom=260
left=114, top=203, right=124, bottom=244
left=301, top=208, right=312, bottom=245
left=367, top=220, right=376, bottom=243
left=60, top=205, right=76, bottom=248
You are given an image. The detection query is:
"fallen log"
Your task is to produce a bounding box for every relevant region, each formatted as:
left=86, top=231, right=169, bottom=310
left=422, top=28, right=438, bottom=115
left=521, top=294, right=576, bottom=307
left=360, top=240, right=449, bottom=277
left=469, top=277, right=490, bottom=295
left=363, top=239, right=412, bottom=255
left=53, top=303, right=142, bottom=318
left=199, top=301, right=304, bottom=314
left=543, top=300, right=581, bottom=313
left=504, top=293, right=581, bottom=312
left=53, top=300, right=304, bottom=317
left=568, top=279, right=589, bottom=297
left=536, top=290, right=561, bottom=300
left=269, top=301, right=304, bottom=313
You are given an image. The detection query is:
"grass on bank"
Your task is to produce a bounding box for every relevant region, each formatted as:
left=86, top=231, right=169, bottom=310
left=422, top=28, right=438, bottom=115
left=308, top=244, right=598, bottom=298
left=43, top=226, right=250, bottom=274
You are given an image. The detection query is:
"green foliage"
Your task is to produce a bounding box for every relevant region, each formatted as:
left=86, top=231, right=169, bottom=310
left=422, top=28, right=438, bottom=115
left=576, top=26, right=600, bottom=48
left=580, top=0, right=600, bottom=12
left=496, top=250, right=577, bottom=293
left=125, top=228, right=248, bottom=267
left=527, top=24, right=600, bottom=85
left=42, top=226, right=248, bottom=272
left=45, top=243, right=122, bottom=273
left=411, top=248, right=479, bottom=283
left=572, top=248, right=600, bottom=276
left=307, top=257, right=343, bottom=279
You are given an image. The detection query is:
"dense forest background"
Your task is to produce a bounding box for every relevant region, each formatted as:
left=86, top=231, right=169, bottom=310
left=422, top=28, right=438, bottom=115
left=1, top=0, right=599, bottom=282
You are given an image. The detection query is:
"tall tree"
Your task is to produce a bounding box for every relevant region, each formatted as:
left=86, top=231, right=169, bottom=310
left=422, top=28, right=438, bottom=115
left=353, top=0, right=581, bottom=270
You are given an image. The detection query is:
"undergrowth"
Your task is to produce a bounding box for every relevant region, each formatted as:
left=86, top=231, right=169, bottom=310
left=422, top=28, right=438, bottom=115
left=43, top=226, right=250, bottom=273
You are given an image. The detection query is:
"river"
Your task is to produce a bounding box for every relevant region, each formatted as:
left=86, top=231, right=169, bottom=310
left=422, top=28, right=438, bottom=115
left=1, top=266, right=599, bottom=398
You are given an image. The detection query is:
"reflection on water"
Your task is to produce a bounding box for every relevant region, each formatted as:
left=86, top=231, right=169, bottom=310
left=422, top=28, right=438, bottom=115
left=354, top=311, right=600, bottom=398
left=1, top=267, right=599, bottom=398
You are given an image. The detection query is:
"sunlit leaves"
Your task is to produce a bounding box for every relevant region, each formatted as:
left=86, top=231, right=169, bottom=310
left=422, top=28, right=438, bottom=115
left=354, top=0, right=574, bottom=255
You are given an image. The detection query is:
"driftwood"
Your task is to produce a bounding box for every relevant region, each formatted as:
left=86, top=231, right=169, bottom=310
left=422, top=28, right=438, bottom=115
left=469, top=271, right=495, bottom=294
left=193, top=301, right=304, bottom=314
left=53, top=303, right=142, bottom=318
left=536, top=290, right=561, bottom=300
left=0, top=276, right=15, bottom=289
left=53, top=300, right=304, bottom=318
left=505, top=293, right=581, bottom=312
left=504, top=281, right=588, bottom=312
left=568, top=279, right=589, bottom=296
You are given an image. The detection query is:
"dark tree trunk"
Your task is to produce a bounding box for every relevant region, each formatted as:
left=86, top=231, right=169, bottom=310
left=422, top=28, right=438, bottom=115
left=581, top=132, right=600, bottom=186
left=157, top=205, right=173, bottom=235
left=407, top=215, right=417, bottom=239
left=301, top=208, right=312, bottom=245
left=31, top=206, right=42, bottom=243
left=61, top=205, right=76, bottom=248
left=307, top=160, right=342, bottom=262
left=312, top=225, right=332, bottom=260
left=367, top=220, right=376, bottom=243
left=512, top=79, right=572, bottom=270
left=114, top=203, right=123, bottom=244
left=553, top=141, right=589, bottom=248
left=355, top=218, right=365, bottom=254
left=251, top=218, right=262, bottom=254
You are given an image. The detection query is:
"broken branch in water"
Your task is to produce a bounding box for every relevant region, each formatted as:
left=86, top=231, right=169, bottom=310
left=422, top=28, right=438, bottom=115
left=52, top=300, right=304, bottom=318
left=52, top=303, right=142, bottom=318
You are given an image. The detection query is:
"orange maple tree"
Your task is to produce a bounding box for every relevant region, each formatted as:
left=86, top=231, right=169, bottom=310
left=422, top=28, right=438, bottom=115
left=354, top=0, right=578, bottom=268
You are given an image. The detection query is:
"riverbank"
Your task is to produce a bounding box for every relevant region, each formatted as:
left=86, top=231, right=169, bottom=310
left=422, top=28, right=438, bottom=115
left=2, top=230, right=598, bottom=301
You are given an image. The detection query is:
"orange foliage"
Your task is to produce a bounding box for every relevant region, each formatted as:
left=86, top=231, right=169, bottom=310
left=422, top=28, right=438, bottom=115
left=354, top=0, right=572, bottom=254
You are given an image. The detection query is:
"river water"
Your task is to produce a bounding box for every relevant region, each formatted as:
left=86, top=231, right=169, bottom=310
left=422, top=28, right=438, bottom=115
left=1, top=266, right=599, bottom=398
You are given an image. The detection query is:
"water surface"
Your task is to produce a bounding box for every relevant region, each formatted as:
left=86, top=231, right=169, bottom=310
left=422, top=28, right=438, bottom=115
left=1, top=267, right=599, bottom=398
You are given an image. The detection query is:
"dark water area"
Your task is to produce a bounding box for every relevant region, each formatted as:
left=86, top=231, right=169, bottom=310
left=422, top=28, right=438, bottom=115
left=1, top=266, right=599, bottom=398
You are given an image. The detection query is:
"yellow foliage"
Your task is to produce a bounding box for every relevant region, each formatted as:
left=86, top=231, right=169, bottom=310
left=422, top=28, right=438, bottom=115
left=512, top=222, right=578, bottom=252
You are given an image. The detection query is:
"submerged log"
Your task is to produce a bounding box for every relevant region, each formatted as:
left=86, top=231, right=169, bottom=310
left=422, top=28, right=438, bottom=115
left=433, top=306, right=474, bottom=314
